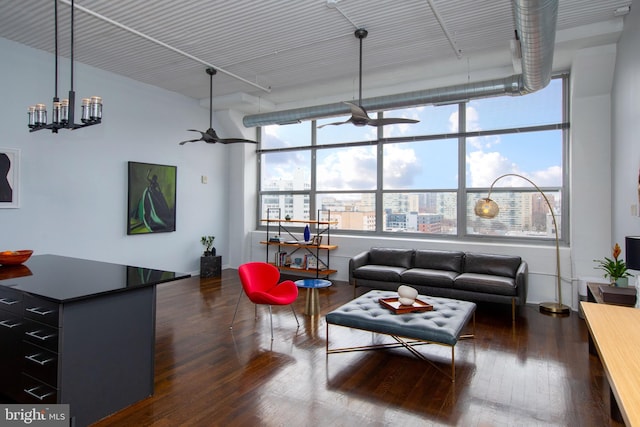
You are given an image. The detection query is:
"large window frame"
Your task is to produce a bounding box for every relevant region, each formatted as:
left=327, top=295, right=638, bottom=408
left=257, top=75, right=569, bottom=245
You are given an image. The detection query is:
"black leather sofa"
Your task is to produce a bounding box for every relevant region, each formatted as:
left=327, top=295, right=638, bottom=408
left=349, top=248, right=528, bottom=321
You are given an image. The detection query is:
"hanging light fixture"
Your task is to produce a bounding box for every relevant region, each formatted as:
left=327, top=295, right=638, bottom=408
left=27, top=0, right=102, bottom=133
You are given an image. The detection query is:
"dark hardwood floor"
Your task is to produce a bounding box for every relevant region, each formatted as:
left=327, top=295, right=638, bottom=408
left=93, top=270, right=621, bottom=427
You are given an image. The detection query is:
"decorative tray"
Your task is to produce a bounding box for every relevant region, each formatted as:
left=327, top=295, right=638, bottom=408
left=379, top=297, right=433, bottom=314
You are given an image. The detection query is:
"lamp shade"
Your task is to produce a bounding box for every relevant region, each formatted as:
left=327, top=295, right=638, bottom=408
left=625, top=236, right=640, bottom=270
left=474, top=198, right=499, bottom=219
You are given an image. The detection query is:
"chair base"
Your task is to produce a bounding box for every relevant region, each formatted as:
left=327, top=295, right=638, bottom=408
left=229, top=290, right=299, bottom=339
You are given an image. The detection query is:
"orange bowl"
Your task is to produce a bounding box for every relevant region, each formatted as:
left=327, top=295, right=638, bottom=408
left=0, top=250, right=34, bottom=266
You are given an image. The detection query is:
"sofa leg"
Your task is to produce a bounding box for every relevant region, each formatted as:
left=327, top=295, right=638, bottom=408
left=512, top=298, right=516, bottom=323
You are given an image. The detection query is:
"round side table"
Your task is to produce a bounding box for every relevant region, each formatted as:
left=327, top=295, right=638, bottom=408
left=294, top=279, right=332, bottom=315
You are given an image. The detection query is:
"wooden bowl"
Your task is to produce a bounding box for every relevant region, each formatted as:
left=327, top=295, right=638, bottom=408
left=0, top=250, right=34, bottom=266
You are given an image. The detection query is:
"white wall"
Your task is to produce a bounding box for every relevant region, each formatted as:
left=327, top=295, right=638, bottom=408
left=0, top=38, right=232, bottom=275
left=612, top=6, right=640, bottom=255
left=569, top=45, right=616, bottom=298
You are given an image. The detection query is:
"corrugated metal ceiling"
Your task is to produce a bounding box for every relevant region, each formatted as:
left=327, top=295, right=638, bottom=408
left=0, top=0, right=632, bottom=111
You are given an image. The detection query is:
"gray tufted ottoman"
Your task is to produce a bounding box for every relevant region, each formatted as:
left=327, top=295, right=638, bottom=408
left=326, top=290, right=476, bottom=382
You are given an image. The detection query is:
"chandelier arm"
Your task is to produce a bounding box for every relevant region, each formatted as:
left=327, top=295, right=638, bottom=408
left=54, top=0, right=58, bottom=99
left=70, top=0, right=74, bottom=92
left=486, top=173, right=563, bottom=308
left=358, top=31, right=363, bottom=106
left=209, top=70, right=213, bottom=130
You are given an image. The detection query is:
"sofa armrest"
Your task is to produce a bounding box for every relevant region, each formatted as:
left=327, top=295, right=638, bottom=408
left=515, top=261, right=528, bottom=305
left=349, top=251, right=370, bottom=285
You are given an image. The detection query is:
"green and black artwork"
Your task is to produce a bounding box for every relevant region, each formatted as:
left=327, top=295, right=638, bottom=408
left=127, top=161, right=176, bottom=234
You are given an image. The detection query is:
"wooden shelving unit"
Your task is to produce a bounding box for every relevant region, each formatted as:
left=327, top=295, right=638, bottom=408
left=260, top=209, right=338, bottom=278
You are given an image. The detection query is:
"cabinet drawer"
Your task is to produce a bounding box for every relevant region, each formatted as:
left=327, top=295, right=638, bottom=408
left=21, top=374, right=57, bottom=404
left=0, top=308, right=23, bottom=331
left=23, top=319, right=59, bottom=352
left=23, top=341, right=58, bottom=388
left=0, top=287, right=22, bottom=314
left=23, top=295, right=60, bottom=326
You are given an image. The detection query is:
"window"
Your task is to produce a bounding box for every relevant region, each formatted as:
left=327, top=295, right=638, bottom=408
left=258, top=76, right=568, bottom=243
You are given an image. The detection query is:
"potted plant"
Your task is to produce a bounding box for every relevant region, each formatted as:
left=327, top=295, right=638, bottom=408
left=201, top=235, right=216, bottom=256
left=594, top=243, right=632, bottom=286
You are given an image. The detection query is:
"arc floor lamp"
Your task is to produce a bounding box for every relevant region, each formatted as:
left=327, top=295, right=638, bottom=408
left=474, top=173, right=570, bottom=316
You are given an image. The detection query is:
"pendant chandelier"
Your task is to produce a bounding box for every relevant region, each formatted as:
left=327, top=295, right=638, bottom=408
left=27, top=0, right=102, bottom=133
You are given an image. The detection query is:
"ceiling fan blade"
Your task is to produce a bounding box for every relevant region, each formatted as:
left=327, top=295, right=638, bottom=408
left=217, top=138, right=258, bottom=144
left=368, top=117, right=420, bottom=126
left=178, top=138, right=203, bottom=145
left=317, top=119, right=353, bottom=128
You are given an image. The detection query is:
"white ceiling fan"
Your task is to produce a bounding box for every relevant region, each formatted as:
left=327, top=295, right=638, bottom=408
left=318, top=28, right=420, bottom=128
left=179, top=68, right=257, bottom=145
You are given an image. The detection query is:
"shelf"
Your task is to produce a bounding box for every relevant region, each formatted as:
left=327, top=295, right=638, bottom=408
left=270, top=263, right=337, bottom=276
left=260, top=241, right=337, bottom=250
left=261, top=218, right=338, bottom=225
left=263, top=209, right=337, bottom=279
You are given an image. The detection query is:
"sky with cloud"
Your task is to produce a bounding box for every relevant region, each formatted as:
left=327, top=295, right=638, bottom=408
left=262, top=78, right=563, bottom=191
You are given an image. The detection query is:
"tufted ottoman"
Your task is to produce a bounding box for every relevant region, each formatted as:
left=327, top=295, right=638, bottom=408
left=326, top=290, right=475, bottom=382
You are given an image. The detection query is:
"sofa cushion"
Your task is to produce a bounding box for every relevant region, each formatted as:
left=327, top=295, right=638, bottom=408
left=401, top=268, right=457, bottom=288
left=368, top=248, right=414, bottom=268
left=454, top=273, right=517, bottom=296
left=414, top=250, right=464, bottom=273
left=353, top=265, right=407, bottom=283
left=463, top=252, right=522, bottom=278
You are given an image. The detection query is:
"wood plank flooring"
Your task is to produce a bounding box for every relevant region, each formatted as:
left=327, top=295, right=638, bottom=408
left=93, top=270, right=622, bottom=427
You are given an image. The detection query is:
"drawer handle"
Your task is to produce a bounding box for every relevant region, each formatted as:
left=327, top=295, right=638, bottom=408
left=25, top=353, right=55, bottom=366
left=24, top=386, right=55, bottom=401
left=0, top=297, right=19, bottom=306
left=26, top=330, right=56, bottom=341
left=26, top=307, right=54, bottom=316
left=0, top=319, right=21, bottom=329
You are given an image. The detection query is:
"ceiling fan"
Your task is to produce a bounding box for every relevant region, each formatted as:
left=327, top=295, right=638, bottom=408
left=318, top=28, right=419, bottom=128
left=179, top=68, right=257, bottom=145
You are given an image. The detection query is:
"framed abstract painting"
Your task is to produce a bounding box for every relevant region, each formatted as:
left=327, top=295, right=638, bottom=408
left=0, top=148, right=19, bottom=208
left=127, top=161, right=176, bottom=234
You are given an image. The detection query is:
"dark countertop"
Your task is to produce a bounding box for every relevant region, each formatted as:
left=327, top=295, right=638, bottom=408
left=0, top=254, right=190, bottom=303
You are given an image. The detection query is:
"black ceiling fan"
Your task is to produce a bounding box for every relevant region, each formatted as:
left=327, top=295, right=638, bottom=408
left=318, top=29, right=420, bottom=128
left=179, top=67, right=257, bottom=145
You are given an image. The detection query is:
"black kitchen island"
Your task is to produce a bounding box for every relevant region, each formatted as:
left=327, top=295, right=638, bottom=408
left=0, top=255, right=190, bottom=426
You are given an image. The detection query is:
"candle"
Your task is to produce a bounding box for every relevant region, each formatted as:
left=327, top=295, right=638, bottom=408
left=52, top=101, right=61, bottom=124
left=89, top=96, right=102, bottom=120
left=60, top=99, right=69, bottom=124
left=35, top=103, right=47, bottom=126
left=28, top=105, right=36, bottom=128
left=81, top=98, right=91, bottom=123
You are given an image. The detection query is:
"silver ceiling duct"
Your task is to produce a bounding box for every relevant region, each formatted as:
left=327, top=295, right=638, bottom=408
left=243, top=0, right=558, bottom=128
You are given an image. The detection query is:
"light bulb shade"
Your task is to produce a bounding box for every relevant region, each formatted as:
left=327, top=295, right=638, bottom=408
left=625, top=236, right=640, bottom=270
left=474, top=197, right=499, bottom=219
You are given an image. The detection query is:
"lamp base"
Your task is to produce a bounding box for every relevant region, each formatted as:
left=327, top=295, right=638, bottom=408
left=539, top=302, right=571, bottom=316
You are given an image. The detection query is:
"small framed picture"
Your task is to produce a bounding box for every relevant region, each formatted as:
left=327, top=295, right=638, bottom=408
left=0, top=148, right=19, bottom=208
left=311, top=235, right=323, bottom=246
left=306, top=255, right=318, bottom=270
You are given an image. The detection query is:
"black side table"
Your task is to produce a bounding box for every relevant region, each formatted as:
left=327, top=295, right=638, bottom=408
left=200, top=255, right=221, bottom=278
